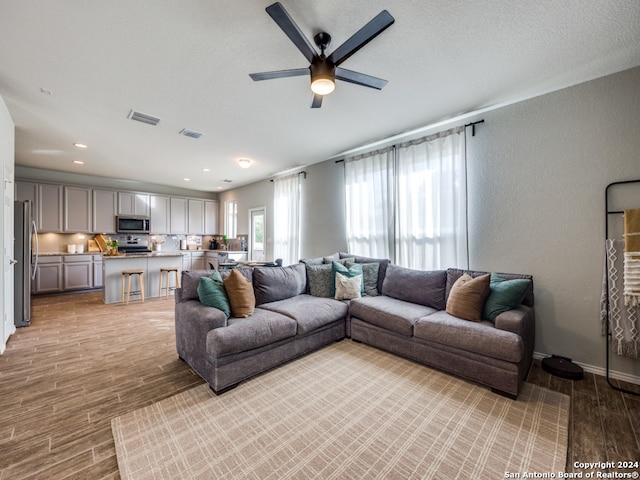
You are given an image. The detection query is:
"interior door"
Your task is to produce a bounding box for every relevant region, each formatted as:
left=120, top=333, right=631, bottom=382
left=3, top=162, right=15, bottom=351
left=249, top=207, right=265, bottom=262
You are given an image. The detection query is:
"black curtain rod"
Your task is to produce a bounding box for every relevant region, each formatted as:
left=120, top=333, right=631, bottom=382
left=464, top=119, right=485, bottom=136
left=270, top=171, right=306, bottom=182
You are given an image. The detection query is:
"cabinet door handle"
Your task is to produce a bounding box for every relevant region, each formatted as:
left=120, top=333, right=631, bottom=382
left=9, top=259, right=18, bottom=265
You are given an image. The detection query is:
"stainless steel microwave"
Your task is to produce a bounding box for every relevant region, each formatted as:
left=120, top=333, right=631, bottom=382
left=116, top=215, right=150, bottom=233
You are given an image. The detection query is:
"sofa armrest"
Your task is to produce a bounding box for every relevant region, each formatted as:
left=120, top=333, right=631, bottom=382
left=494, top=305, right=535, bottom=354
left=175, top=299, right=227, bottom=377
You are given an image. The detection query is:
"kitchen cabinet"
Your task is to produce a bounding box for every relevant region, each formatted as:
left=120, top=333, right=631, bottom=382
left=118, top=191, right=150, bottom=217
left=205, top=252, right=219, bottom=270
left=170, top=197, right=188, bottom=234
left=92, top=189, right=117, bottom=233
left=188, top=199, right=204, bottom=234
left=38, top=183, right=63, bottom=232
left=183, top=251, right=206, bottom=271
left=149, top=194, right=169, bottom=234
left=204, top=200, right=219, bottom=234
left=35, top=256, right=63, bottom=293
left=15, top=181, right=39, bottom=221
left=63, top=255, right=93, bottom=290
left=93, top=255, right=103, bottom=288
left=64, top=186, right=92, bottom=232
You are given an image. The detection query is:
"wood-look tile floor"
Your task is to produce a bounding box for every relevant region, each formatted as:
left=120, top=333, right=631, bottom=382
left=0, top=291, right=638, bottom=479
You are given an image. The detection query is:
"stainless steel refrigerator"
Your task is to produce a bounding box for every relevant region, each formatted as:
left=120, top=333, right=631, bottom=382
left=14, top=200, right=38, bottom=327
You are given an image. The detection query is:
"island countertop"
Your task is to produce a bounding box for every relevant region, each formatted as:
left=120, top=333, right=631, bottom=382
left=101, top=252, right=186, bottom=259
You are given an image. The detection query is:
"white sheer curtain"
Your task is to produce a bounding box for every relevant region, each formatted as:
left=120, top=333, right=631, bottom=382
left=395, top=127, right=467, bottom=269
left=273, top=173, right=301, bottom=266
left=344, top=126, right=467, bottom=270
left=344, top=148, right=394, bottom=259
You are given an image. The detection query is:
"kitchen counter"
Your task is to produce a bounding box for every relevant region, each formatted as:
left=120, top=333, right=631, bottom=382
left=102, top=254, right=184, bottom=304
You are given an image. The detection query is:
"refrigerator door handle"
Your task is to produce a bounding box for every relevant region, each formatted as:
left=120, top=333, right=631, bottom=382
left=31, top=219, right=38, bottom=280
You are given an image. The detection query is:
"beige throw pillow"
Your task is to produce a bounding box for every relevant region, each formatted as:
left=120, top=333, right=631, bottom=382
left=446, top=273, right=491, bottom=322
left=223, top=268, right=255, bottom=318
left=334, top=272, right=362, bottom=300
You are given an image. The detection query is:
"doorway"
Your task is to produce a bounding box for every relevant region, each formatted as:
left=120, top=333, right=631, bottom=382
left=249, top=207, right=265, bottom=262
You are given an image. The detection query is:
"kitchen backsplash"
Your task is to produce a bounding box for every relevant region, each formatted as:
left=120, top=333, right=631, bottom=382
left=36, top=233, right=247, bottom=253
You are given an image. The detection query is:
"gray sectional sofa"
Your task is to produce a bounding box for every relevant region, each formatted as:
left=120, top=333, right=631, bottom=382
left=174, top=253, right=535, bottom=398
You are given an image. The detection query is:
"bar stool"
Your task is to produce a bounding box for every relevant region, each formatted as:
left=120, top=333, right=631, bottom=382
left=158, top=267, right=180, bottom=299
left=121, top=269, right=145, bottom=305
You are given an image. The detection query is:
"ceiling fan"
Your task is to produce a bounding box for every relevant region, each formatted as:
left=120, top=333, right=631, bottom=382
left=249, top=2, right=395, bottom=108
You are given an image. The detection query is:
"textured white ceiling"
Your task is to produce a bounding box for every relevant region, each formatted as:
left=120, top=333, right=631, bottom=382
left=1, top=1, right=639, bottom=191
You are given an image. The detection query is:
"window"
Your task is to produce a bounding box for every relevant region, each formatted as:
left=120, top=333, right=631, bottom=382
left=224, top=200, right=237, bottom=238
left=344, top=126, right=467, bottom=270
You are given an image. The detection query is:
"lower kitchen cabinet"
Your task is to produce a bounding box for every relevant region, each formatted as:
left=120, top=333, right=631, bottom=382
left=35, top=256, right=63, bottom=294
left=63, top=255, right=93, bottom=290
left=35, top=254, right=102, bottom=293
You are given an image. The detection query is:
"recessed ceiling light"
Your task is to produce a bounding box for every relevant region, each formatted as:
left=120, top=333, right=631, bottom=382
left=73, top=143, right=88, bottom=149
left=40, top=87, right=53, bottom=96
left=72, top=160, right=84, bottom=165
left=202, top=168, right=210, bottom=173
left=238, top=158, right=251, bottom=169
left=183, top=178, right=191, bottom=182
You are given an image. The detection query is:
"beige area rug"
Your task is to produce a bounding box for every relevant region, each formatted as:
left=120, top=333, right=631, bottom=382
left=112, top=341, right=569, bottom=480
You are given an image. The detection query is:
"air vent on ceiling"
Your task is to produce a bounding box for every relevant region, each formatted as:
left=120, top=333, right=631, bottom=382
left=179, top=128, right=204, bottom=139
left=127, top=110, right=161, bottom=126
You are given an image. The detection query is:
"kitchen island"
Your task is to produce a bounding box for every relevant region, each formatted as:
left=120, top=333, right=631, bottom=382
left=102, top=252, right=185, bottom=304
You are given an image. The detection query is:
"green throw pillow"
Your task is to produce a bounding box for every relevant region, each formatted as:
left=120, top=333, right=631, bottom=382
left=330, top=261, right=363, bottom=297
left=197, top=272, right=231, bottom=318
left=482, top=273, right=531, bottom=322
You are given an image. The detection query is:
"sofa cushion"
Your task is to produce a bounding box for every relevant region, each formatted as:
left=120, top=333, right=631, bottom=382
left=206, top=309, right=297, bottom=356
left=345, top=260, right=380, bottom=296
left=413, top=311, right=524, bottom=363
left=335, top=272, right=362, bottom=300
left=252, top=264, right=306, bottom=305
left=197, top=272, right=231, bottom=318
left=483, top=273, right=532, bottom=322
left=305, top=263, right=333, bottom=297
left=445, top=273, right=490, bottom=322
left=349, top=296, right=438, bottom=337
left=260, top=294, right=348, bottom=335
left=223, top=268, right=255, bottom=318
left=381, top=264, right=447, bottom=310
left=180, top=269, right=217, bottom=302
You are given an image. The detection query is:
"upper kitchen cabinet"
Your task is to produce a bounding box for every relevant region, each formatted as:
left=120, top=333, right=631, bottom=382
left=38, top=183, right=63, bottom=232
left=149, top=194, right=169, bottom=234
left=205, top=200, right=219, bottom=234
left=170, top=197, right=188, bottom=234
left=64, top=186, right=92, bottom=232
left=15, top=181, right=39, bottom=221
left=187, top=199, right=204, bottom=234
left=92, top=189, right=117, bottom=233
left=118, top=191, right=150, bottom=217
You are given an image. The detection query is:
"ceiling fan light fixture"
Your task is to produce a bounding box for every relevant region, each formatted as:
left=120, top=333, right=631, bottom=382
left=311, top=76, right=335, bottom=95
left=310, top=60, right=336, bottom=96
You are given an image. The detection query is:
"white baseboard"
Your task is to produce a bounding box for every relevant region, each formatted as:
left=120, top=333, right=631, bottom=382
left=533, top=352, right=640, bottom=386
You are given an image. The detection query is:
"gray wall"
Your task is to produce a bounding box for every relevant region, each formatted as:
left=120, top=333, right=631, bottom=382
left=225, top=66, right=640, bottom=379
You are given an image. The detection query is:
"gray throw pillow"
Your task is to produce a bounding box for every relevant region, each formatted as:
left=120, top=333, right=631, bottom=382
left=306, top=264, right=333, bottom=297
left=345, top=260, right=379, bottom=296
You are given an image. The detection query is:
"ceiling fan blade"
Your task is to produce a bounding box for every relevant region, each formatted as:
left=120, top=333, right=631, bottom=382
left=266, top=2, right=317, bottom=64
left=335, top=67, right=388, bottom=90
left=249, top=68, right=309, bottom=81
left=328, top=10, right=394, bottom=66
left=311, top=94, right=323, bottom=108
